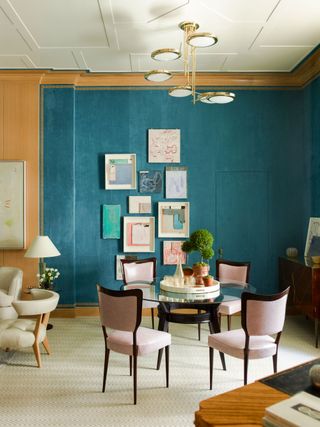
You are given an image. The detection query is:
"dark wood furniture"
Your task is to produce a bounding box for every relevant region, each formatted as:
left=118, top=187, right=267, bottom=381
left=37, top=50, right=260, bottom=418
left=278, top=256, right=320, bottom=347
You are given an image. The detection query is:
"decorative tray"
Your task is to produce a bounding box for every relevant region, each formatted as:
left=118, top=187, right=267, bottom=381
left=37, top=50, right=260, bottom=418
left=160, top=280, right=220, bottom=294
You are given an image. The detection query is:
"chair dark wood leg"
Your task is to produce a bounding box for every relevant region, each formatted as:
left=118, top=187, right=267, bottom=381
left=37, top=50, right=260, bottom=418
left=133, top=354, right=137, bottom=405
left=273, top=353, right=278, bottom=373
left=129, top=355, right=132, bottom=376
left=244, top=354, right=249, bottom=385
left=102, top=348, right=110, bottom=392
left=151, top=308, right=155, bottom=329
left=157, top=349, right=163, bottom=370
left=209, top=347, right=214, bottom=390
left=156, top=317, right=168, bottom=370
left=227, top=315, right=231, bottom=331
left=315, top=318, right=319, bottom=348
left=165, top=346, right=169, bottom=388
left=198, top=323, right=201, bottom=341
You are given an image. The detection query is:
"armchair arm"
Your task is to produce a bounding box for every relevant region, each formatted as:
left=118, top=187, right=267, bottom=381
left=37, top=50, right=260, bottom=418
left=12, top=289, right=59, bottom=316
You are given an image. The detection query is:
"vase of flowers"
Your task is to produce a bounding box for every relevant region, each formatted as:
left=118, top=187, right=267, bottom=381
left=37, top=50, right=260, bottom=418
left=38, top=267, right=60, bottom=290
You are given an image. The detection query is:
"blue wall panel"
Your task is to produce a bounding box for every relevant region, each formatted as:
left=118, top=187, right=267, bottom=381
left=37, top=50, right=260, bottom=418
left=43, top=86, right=312, bottom=305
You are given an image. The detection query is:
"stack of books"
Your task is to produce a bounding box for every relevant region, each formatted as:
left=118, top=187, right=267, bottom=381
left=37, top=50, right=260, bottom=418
left=263, top=391, right=320, bottom=426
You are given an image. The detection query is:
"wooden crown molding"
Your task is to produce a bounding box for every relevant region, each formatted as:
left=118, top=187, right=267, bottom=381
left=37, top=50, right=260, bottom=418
left=0, top=48, right=319, bottom=88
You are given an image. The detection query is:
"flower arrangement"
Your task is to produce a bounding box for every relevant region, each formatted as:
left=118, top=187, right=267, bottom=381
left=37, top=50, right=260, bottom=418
left=37, top=267, right=60, bottom=289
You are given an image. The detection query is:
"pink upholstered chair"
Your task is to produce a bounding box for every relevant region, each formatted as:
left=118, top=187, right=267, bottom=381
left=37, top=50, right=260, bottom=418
left=97, top=285, right=171, bottom=404
left=217, top=259, right=251, bottom=330
left=208, top=287, right=290, bottom=387
left=121, top=257, right=158, bottom=329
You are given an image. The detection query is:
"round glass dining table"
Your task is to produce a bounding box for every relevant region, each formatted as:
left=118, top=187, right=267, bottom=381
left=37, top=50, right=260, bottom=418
left=123, top=278, right=255, bottom=370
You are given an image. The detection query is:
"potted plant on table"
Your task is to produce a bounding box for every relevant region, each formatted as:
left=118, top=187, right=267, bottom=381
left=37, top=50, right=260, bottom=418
left=38, top=267, right=60, bottom=290
left=182, top=229, right=214, bottom=285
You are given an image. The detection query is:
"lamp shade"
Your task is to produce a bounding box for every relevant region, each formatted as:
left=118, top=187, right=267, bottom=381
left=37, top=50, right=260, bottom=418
left=24, top=236, right=60, bottom=258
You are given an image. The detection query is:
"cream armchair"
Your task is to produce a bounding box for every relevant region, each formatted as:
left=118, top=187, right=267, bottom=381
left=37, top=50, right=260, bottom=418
left=0, top=267, right=23, bottom=320
left=0, top=289, right=59, bottom=367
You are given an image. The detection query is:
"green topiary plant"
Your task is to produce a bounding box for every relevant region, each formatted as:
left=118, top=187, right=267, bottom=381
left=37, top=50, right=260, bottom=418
left=181, top=229, right=214, bottom=265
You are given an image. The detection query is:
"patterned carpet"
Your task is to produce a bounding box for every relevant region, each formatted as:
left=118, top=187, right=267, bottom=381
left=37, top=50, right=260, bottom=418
left=0, top=315, right=319, bottom=427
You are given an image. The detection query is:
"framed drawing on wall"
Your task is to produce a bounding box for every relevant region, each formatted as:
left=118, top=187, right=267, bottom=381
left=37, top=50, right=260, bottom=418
left=163, top=241, right=187, bottom=265
left=139, top=170, right=162, bottom=193
left=148, top=129, right=180, bottom=163
left=165, top=166, right=187, bottom=199
left=158, top=202, right=189, bottom=238
left=123, top=216, right=155, bottom=252
left=305, top=217, right=320, bottom=256
left=128, top=196, right=152, bottom=214
left=0, top=160, right=26, bottom=249
left=105, top=154, right=136, bottom=189
left=102, top=205, right=121, bottom=239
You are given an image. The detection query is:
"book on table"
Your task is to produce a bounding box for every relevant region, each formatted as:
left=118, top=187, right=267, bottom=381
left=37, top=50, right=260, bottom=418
left=263, top=391, right=320, bottom=427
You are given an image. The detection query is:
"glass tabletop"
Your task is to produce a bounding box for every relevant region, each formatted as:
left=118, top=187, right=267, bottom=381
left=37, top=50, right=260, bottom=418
left=123, top=278, right=255, bottom=305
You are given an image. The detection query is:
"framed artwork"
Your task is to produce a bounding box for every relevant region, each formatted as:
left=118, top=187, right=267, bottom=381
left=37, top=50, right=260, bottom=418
left=0, top=160, right=26, bottom=249
left=102, top=205, right=121, bottom=239
left=165, top=166, right=187, bottom=199
left=123, top=216, right=155, bottom=252
left=148, top=129, right=180, bottom=163
left=158, top=202, right=190, bottom=238
left=305, top=217, right=320, bottom=256
left=116, top=254, right=138, bottom=280
left=129, top=196, right=152, bottom=214
left=105, top=154, right=136, bottom=190
left=163, top=241, right=187, bottom=265
left=139, top=170, right=162, bottom=193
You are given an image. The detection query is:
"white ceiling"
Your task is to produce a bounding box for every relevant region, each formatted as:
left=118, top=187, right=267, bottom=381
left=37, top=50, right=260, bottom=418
left=0, top=0, right=319, bottom=73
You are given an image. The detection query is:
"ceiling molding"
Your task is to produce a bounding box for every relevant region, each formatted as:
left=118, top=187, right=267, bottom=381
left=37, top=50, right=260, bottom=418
left=0, top=47, right=318, bottom=88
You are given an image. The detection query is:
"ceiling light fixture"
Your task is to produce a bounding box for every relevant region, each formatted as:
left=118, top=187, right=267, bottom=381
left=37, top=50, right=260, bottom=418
left=145, top=21, right=235, bottom=105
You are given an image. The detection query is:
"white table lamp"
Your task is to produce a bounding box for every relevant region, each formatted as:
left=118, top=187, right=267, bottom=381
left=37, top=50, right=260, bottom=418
left=25, top=235, right=60, bottom=274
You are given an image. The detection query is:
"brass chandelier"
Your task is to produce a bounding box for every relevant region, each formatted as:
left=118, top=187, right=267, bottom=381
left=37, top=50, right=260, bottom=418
left=144, top=21, right=235, bottom=105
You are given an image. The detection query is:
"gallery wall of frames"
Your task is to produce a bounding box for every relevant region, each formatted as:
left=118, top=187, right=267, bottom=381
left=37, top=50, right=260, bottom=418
left=42, top=85, right=314, bottom=306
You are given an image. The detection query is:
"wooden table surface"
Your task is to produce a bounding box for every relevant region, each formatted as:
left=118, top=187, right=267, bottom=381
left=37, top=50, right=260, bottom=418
left=194, top=382, right=289, bottom=427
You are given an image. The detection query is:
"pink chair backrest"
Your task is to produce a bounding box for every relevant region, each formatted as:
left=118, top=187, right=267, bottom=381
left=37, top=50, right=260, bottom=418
left=244, top=292, right=289, bottom=336
left=123, top=261, right=154, bottom=283
left=218, top=264, right=248, bottom=283
left=97, top=286, right=141, bottom=332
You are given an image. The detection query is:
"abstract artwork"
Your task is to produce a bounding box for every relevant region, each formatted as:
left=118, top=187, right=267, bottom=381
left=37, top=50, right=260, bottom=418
left=116, top=254, right=138, bottom=280
left=165, top=166, right=188, bottom=199
left=0, top=160, right=26, bottom=249
left=148, top=129, right=180, bottom=163
left=128, top=196, right=152, bottom=214
left=158, top=202, right=190, bottom=238
left=163, top=241, right=187, bottom=265
left=123, top=216, right=155, bottom=252
left=139, top=170, right=162, bottom=193
left=105, top=154, right=136, bottom=189
left=102, top=205, right=121, bottom=239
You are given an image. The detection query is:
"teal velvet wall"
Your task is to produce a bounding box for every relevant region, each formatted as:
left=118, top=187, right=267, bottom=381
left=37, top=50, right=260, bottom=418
left=310, top=77, right=320, bottom=215
left=42, top=85, right=312, bottom=306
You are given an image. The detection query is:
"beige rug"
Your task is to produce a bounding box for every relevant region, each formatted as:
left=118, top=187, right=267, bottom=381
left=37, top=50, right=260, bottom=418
left=0, top=315, right=319, bottom=427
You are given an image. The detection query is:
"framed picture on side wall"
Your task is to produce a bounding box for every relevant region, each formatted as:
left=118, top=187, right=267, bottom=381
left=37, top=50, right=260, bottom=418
left=158, top=202, right=189, bottom=238
left=0, top=160, right=26, bottom=249
left=165, top=166, right=188, bottom=199
left=105, top=154, right=136, bottom=190
left=148, top=129, right=180, bottom=163
left=305, top=217, right=320, bottom=256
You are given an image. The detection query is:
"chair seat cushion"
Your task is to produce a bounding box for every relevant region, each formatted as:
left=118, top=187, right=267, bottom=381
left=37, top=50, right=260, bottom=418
left=218, top=299, right=241, bottom=315
left=0, top=319, right=46, bottom=350
left=208, top=329, right=276, bottom=359
left=0, top=290, right=13, bottom=307
left=107, top=326, right=171, bottom=356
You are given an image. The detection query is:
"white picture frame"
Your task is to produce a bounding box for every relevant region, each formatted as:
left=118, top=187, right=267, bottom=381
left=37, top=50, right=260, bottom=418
left=105, top=154, right=136, bottom=190
left=165, top=166, right=187, bottom=199
left=128, top=196, right=152, bottom=214
left=304, top=217, right=320, bottom=256
left=158, top=202, right=190, bottom=238
left=148, top=129, right=180, bottom=163
left=123, top=216, right=155, bottom=252
left=0, top=160, right=26, bottom=249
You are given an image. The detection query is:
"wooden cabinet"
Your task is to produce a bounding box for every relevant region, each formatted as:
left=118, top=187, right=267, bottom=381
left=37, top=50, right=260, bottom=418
left=279, top=256, right=320, bottom=347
